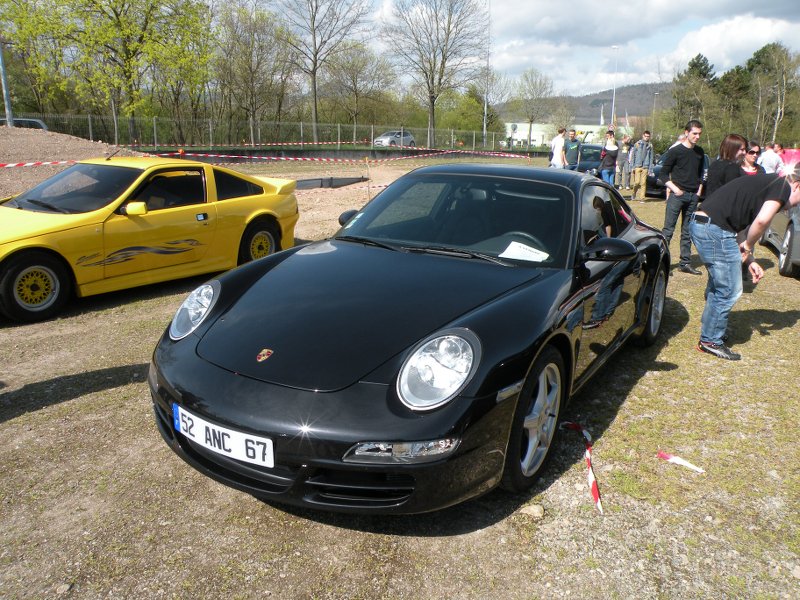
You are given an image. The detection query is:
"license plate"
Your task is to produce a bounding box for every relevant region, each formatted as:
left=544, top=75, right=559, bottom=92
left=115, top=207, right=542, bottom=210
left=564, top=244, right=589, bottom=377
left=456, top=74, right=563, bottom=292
left=173, top=404, right=274, bottom=468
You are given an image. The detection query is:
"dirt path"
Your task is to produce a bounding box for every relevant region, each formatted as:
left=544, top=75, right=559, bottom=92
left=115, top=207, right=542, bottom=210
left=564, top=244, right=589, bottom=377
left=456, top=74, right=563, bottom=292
left=1, top=128, right=798, bottom=599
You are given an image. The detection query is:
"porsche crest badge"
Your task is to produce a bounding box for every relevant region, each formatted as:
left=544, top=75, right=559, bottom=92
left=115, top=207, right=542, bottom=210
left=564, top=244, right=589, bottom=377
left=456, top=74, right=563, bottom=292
left=256, top=348, right=274, bottom=362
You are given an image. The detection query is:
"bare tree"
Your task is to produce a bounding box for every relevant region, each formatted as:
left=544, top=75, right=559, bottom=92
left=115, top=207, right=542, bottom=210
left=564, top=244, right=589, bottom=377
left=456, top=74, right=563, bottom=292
left=384, top=0, right=487, bottom=147
left=323, top=42, right=395, bottom=142
left=278, top=0, right=370, bottom=142
left=215, top=0, right=296, bottom=144
left=511, top=67, right=553, bottom=149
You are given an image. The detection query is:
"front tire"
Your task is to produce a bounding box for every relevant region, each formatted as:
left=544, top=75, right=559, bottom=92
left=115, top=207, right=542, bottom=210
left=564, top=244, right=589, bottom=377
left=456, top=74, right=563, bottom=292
left=501, top=346, right=565, bottom=492
left=778, top=225, right=798, bottom=277
left=0, top=251, right=72, bottom=322
left=238, top=220, right=280, bottom=264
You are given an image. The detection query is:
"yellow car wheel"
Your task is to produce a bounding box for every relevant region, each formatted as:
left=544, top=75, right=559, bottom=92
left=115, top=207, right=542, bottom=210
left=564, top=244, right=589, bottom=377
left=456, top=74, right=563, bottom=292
left=0, top=252, right=72, bottom=322
left=239, top=221, right=280, bottom=264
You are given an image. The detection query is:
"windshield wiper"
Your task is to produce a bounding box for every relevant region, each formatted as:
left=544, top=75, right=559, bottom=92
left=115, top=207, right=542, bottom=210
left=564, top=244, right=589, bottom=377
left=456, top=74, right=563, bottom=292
left=404, top=245, right=511, bottom=266
left=25, top=199, right=71, bottom=213
left=334, top=235, right=399, bottom=251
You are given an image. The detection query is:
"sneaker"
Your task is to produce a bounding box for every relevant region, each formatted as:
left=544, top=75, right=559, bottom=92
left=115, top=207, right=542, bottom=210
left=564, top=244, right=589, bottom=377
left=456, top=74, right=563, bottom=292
left=697, top=341, right=741, bottom=360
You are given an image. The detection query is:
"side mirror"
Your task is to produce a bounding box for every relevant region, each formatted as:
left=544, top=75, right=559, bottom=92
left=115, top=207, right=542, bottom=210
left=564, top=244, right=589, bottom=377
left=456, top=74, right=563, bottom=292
left=582, top=237, right=638, bottom=262
left=338, top=209, right=359, bottom=227
left=122, top=201, right=148, bottom=216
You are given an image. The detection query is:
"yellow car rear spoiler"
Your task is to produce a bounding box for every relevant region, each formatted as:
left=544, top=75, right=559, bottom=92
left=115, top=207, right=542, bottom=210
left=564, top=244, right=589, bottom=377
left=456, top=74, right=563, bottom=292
left=253, top=177, right=297, bottom=195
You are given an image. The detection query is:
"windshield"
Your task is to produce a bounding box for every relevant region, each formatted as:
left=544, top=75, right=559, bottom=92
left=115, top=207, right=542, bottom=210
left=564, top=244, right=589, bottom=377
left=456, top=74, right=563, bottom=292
left=580, top=146, right=601, bottom=161
left=337, top=172, right=574, bottom=267
left=9, top=163, right=141, bottom=213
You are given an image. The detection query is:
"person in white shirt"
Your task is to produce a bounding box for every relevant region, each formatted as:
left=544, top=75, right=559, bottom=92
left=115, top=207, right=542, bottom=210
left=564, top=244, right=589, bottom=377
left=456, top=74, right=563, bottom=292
left=757, top=142, right=784, bottom=174
left=549, top=128, right=566, bottom=168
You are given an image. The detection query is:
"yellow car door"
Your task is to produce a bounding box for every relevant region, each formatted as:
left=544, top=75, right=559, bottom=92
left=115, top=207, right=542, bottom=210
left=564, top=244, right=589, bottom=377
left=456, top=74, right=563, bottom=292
left=102, top=168, right=218, bottom=280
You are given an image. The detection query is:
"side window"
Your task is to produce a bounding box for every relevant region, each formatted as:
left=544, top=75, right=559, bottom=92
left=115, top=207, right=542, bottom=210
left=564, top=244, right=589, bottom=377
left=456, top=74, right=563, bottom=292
left=133, top=169, right=205, bottom=211
left=214, top=169, right=263, bottom=200
left=581, top=186, right=617, bottom=244
left=608, top=194, right=633, bottom=233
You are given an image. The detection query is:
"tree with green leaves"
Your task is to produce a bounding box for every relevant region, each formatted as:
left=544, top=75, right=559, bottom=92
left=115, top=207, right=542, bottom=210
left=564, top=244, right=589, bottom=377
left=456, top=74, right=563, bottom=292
left=746, top=43, right=799, bottom=144
left=671, top=53, right=716, bottom=129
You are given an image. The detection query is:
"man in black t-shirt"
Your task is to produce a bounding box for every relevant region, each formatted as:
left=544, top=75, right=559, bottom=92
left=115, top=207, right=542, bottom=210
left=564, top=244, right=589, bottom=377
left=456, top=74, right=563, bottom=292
left=689, top=170, right=800, bottom=360
left=659, top=120, right=706, bottom=274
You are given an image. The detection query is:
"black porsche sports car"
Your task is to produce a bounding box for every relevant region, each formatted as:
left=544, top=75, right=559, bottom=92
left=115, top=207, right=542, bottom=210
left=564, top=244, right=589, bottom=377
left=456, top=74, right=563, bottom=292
left=149, top=164, right=670, bottom=514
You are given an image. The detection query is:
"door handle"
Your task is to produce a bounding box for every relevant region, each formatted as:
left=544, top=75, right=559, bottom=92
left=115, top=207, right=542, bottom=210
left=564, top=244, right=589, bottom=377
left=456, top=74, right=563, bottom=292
left=196, top=213, right=209, bottom=222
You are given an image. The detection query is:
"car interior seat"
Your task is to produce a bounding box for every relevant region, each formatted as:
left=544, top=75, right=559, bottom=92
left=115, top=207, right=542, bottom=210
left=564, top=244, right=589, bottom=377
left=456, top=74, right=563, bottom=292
left=436, top=188, right=491, bottom=245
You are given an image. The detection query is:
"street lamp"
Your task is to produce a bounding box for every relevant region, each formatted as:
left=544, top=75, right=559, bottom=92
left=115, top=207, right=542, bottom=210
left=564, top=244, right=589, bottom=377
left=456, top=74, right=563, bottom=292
left=610, top=45, right=619, bottom=129
left=652, top=91, right=659, bottom=136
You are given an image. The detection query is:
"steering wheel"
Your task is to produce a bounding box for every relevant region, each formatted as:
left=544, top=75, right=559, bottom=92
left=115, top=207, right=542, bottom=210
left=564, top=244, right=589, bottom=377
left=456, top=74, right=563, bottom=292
left=505, top=231, right=544, bottom=248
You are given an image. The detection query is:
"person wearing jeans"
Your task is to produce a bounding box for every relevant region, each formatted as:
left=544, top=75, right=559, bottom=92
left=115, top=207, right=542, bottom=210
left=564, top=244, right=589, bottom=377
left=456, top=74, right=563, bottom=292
left=690, top=168, right=800, bottom=360
left=630, top=131, right=654, bottom=201
left=599, top=130, right=618, bottom=186
left=659, top=120, right=706, bottom=275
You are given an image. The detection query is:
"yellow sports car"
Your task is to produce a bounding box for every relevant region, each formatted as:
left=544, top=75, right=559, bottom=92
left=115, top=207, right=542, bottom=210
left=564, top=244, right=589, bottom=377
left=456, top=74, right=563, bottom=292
left=0, top=157, right=299, bottom=322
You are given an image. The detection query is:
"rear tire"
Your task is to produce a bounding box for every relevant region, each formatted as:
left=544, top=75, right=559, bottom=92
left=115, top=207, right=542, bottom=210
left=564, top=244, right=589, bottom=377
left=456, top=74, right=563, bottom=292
left=501, top=346, right=565, bottom=492
left=0, top=251, right=72, bottom=322
left=778, top=226, right=798, bottom=277
left=238, top=220, right=280, bottom=264
left=635, top=262, right=667, bottom=346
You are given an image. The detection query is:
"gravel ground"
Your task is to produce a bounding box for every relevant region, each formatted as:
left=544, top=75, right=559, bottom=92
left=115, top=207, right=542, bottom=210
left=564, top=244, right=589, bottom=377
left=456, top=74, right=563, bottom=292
left=1, top=128, right=798, bottom=599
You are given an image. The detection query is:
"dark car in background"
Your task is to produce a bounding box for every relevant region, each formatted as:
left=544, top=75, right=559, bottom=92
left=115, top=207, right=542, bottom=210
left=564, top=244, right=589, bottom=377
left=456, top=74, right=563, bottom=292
left=646, top=150, right=710, bottom=198
left=150, top=164, right=670, bottom=514
left=0, top=117, right=48, bottom=130
left=575, top=144, right=602, bottom=176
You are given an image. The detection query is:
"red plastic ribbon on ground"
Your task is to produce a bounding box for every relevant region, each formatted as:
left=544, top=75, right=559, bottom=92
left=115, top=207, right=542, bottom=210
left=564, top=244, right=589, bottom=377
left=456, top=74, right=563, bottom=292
left=561, top=421, right=603, bottom=514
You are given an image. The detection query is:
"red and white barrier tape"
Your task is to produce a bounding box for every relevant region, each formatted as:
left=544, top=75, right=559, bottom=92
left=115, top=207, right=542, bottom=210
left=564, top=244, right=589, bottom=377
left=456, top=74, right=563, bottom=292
left=657, top=450, right=705, bottom=473
left=561, top=421, right=603, bottom=514
left=0, top=147, right=529, bottom=169
left=0, top=160, right=75, bottom=169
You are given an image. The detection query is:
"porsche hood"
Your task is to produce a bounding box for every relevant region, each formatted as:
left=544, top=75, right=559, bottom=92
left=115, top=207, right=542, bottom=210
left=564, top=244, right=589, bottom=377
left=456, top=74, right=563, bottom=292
left=195, top=240, right=544, bottom=391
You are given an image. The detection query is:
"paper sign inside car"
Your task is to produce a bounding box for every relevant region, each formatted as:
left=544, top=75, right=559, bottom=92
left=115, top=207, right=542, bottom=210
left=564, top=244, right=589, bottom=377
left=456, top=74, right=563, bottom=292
left=498, top=241, right=549, bottom=262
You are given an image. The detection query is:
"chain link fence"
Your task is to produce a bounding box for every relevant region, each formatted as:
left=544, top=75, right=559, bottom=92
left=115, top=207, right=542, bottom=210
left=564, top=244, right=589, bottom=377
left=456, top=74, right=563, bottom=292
left=10, top=112, right=507, bottom=151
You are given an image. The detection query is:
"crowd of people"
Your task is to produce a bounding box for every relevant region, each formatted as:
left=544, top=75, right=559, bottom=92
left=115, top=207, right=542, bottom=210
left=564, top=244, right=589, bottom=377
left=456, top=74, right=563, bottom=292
left=549, top=122, right=799, bottom=362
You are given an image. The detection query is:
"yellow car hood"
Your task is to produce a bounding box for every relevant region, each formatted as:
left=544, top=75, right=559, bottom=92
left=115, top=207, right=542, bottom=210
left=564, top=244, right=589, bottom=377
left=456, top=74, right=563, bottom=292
left=0, top=205, right=102, bottom=246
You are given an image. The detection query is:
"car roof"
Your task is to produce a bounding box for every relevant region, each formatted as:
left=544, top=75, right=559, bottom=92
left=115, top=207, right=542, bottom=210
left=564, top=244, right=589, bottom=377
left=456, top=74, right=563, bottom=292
left=403, top=163, right=588, bottom=187
left=78, top=156, right=210, bottom=170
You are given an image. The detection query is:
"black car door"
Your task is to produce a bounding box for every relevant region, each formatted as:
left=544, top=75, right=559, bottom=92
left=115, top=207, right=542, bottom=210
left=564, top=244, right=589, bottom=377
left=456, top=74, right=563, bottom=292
left=573, top=183, right=642, bottom=382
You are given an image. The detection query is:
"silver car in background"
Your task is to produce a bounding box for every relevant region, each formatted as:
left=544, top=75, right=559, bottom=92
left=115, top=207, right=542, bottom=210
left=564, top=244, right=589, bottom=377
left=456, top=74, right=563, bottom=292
left=761, top=202, right=800, bottom=277
left=373, top=130, right=416, bottom=147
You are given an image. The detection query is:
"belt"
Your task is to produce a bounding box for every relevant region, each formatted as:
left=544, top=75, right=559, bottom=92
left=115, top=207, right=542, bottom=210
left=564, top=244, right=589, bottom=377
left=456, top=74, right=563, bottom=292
left=693, top=214, right=711, bottom=224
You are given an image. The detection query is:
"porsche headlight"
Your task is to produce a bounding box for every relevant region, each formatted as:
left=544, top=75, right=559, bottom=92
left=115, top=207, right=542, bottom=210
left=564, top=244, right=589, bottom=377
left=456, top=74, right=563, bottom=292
left=397, top=328, right=481, bottom=411
left=169, top=280, right=220, bottom=340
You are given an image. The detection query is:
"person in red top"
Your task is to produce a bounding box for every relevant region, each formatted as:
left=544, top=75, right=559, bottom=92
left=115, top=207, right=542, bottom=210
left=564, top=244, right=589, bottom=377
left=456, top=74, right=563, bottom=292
left=741, top=142, right=766, bottom=176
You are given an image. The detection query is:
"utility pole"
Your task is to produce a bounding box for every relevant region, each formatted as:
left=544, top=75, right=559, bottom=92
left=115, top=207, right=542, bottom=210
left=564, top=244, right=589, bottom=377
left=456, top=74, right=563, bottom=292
left=0, top=40, right=14, bottom=127
left=610, top=45, right=619, bottom=128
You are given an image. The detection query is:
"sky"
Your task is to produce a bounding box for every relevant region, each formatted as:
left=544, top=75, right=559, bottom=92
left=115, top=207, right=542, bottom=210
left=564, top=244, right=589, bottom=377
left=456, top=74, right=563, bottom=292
left=478, top=1, right=800, bottom=96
